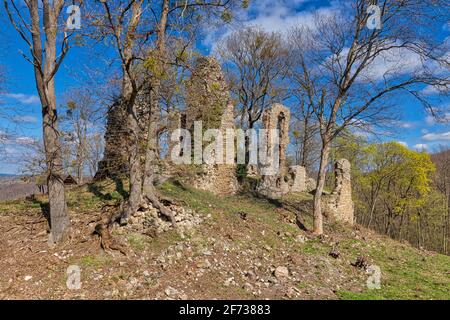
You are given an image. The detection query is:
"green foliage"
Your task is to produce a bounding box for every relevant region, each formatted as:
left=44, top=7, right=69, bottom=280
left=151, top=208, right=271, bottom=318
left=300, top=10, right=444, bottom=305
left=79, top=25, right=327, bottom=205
left=143, top=51, right=166, bottom=79
left=360, top=142, right=435, bottom=215
left=236, top=164, right=247, bottom=181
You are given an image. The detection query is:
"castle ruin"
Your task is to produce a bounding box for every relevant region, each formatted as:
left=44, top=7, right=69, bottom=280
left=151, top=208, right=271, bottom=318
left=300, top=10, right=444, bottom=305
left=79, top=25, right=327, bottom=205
left=171, top=57, right=239, bottom=195
left=323, top=159, right=355, bottom=225
left=256, top=104, right=309, bottom=198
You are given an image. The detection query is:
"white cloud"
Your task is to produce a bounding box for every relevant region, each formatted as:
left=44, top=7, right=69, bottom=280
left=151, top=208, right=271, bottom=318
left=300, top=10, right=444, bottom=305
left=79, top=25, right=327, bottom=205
left=2, top=93, right=40, bottom=105
left=425, top=115, right=435, bottom=125
left=358, top=47, right=423, bottom=82
left=4, top=147, right=19, bottom=156
left=12, top=115, right=38, bottom=123
left=396, top=121, right=416, bottom=129
left=413, top=143, right=428, bottom=150
left=0, top=130, right=7, bottom=143
left=205, top=0, right=343, bottom=51
left=422, top=84, right=449, bottom=95
left=397, top=141, right=408, bottom=147
left=422, top=132, right=450, bottom=141
left=425, top=113, right=450, bottom=125
left=243, top=1, right=338, bottom=33
left=15, top=136, right=37, bottom=145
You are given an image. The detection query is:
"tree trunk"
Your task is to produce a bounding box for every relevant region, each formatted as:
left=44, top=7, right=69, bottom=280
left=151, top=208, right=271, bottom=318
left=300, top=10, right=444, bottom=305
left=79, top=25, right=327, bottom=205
left=142, top=0, right=176, bottom=226
left=300, top=117, right=310, bottom=169
left=120, top=75, right=143, bottom=224
left=245, top=121, right=255, bottom=167
left=29, top=1, right=70, bottom=244
left=312, top=138, right=331, bottom=235
left=44, top=105, right=70, bottom=243
left=116, top=0, right=147, bottom=224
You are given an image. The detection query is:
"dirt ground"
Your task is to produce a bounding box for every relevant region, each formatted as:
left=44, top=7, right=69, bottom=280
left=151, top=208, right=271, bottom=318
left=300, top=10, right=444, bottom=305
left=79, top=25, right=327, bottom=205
left=0, top=181, right=448, bottom=300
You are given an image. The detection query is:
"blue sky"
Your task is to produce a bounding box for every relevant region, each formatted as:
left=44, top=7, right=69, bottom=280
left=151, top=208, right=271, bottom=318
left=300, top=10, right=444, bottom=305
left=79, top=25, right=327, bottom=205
left=0, top=0, right=449, bottom=174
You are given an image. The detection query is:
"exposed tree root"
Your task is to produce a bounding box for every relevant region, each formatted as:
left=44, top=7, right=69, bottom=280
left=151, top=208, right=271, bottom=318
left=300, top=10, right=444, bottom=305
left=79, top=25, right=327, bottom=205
left=295, top=213, right=308, bottom=231
left=144, top=192, right=177, bottom=228
left=94, top=191, right=177, bottom=253
left=93, top=204, right=128, bottom=255
left=94, top=222, right=127, bottom=255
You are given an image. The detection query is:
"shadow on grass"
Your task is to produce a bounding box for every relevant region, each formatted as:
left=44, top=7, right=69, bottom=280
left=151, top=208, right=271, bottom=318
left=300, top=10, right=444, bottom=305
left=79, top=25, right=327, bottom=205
left=26, top=196, right=51, bottom=228
left=87, top=178, right=129, bottom=201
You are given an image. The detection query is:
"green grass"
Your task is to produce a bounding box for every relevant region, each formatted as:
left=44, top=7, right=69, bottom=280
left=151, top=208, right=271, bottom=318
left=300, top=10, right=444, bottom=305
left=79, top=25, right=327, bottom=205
left=338, top=241, right=450, bottom=300
left=0, top=199, right=42, bottom=215
left=127, top=233, right=147, bottom=251
left=159, top=180, right=450, bottom=300
left=79, top=254, right=112, bottom=269
left=2, top=179, right=448, bottom=300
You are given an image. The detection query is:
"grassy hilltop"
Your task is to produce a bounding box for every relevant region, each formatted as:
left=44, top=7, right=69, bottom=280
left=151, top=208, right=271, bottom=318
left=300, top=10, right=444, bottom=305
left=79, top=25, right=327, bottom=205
left=0, top=180, right=448, bottom=300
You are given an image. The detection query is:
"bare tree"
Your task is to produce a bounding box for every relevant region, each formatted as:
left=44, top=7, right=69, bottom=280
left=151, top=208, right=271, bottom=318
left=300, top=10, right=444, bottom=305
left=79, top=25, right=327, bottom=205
left=289, top=0, right=450, bottom=234
left=143, top=0, right=248, bottom=224
left=3, top=0, right=79, bottom=243
left=219, top=27, right=289, bottom=164
left=61, top=88, right=101, bottom=183
left=431, top=147, right=450, bottom=254
left=89, top=0, right=150, bottom=225
left=86, top=132, right=104, bottom=178
left=289, top=99, right=321, bottom=172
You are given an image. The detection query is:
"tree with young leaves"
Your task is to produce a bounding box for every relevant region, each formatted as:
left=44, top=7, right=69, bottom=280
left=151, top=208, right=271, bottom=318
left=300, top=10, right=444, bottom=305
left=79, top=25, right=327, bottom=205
left=360, top=142, right=434, bottom=234
left=289, top=0, right=450, bottom=235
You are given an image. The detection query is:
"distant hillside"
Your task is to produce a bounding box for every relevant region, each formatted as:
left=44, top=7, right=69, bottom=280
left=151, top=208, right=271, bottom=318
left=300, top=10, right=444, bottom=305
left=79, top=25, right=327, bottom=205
left=0, top=173, right=16, bottom=178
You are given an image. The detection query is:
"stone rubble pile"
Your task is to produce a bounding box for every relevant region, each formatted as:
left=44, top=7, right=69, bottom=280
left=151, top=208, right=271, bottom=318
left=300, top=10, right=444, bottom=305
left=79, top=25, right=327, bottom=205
left=127, top=203, right=203, bottom=235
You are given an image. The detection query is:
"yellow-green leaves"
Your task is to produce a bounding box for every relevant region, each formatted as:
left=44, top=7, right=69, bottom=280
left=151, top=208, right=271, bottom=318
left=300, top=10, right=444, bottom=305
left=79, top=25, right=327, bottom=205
left=360, top=141, right=435, bottom=216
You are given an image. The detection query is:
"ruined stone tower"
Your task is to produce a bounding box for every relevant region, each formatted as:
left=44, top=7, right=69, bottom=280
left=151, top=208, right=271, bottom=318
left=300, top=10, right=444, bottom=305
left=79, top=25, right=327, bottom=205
left=260, top=103, right=291, bottom=176
left=323, top=159, right=355, bottom=225
left=255, top=103, right=309, bottom=198
left=183, top=56, right=238, bottom=195
left=95, top=98, right=129, bottom=179
left=95, top=87, right=151, bottom=180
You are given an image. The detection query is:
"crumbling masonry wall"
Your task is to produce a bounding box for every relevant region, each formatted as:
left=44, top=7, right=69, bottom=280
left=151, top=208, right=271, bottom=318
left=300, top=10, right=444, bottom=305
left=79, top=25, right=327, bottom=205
left=261, top=103, right=290, bottom=176
left=288, top=165, right=307, bottom=193
left=167, top=110, right=182, bottom=159
left=95, top=85, right=151, bottom=180
left=323, top=159, right=355, bottom=225
left=257, top=104, right=295, bottom=198
left=184, top=57, right=238, bottom=195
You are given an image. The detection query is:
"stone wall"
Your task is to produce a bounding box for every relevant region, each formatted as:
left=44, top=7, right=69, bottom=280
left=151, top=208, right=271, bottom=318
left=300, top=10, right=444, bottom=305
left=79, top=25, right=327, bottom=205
left=323, top=159, right=354, bottom=225
left=185, top=56, right=230, bottom=132
left=288, top=165, right=307, bottom=193
left=167, top=110, right=182, bottom=160
left=95, top=98, right=129, bottom=179
left=184, top=57, right=238, bottom=195
left=95, top=85, right=151, bottom=180
left=257, top=104, right=294, bottom=198
left=260, top=103, right=290, bottom=176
